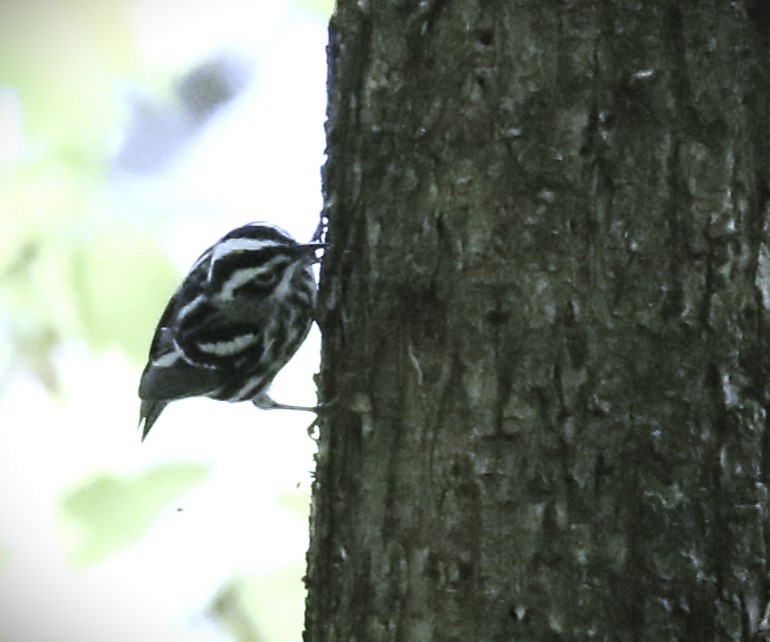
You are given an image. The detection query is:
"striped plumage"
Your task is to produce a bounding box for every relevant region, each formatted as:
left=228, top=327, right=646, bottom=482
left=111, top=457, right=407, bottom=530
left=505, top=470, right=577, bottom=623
left=138, top=222, right=321, bottom=441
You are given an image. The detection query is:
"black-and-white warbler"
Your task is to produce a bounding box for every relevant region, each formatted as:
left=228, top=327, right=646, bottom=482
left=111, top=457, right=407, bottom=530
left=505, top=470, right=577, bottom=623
left=138, top=222, right=323, bottom=441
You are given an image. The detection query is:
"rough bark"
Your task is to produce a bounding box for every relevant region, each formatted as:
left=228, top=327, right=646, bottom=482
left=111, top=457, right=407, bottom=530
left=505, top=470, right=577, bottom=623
left=305, top=2, right=770, bottom=640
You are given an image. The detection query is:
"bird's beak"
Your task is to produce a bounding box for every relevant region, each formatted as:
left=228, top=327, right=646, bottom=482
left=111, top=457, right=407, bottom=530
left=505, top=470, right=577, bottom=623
left=301, top=243, right=327, bottom=264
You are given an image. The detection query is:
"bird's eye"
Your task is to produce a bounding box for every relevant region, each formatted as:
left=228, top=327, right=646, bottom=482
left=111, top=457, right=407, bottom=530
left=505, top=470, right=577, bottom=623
left=253, top=270, right=279, bottom=285
left=231, top=268, right=281, bottom=297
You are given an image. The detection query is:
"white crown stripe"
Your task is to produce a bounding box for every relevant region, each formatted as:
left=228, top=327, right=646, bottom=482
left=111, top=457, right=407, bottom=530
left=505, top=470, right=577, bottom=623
left=215, top=237, right=285, bottom=256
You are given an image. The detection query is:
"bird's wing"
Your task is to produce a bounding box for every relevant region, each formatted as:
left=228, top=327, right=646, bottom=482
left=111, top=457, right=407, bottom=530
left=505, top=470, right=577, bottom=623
left=138, top=356, right=223, bottom=400
left=140, top=311, right=265, bottom=401
left=139, top=296, right=226, bottom=402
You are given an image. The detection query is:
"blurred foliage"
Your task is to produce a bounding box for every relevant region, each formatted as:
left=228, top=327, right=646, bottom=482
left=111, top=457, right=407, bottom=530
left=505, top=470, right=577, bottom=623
left=297, top=0, right=335, bottom=18
left=208, top=492, right=311, bottom=641
left=0, top=0, right=135, bottom=154
left=277, top=488, right=312, bottom=520
left=212, top=565, right=307, bottom=642
left=0, top=167, right=181, bottom=387
left=0, top=0, right=329, bottom=392
left=0, top=2, right=321, bottom=640
left=59, top=462, right=210, bottom=566
left=0, top=0, right=181, bottom=389
left=242, top=564, right=307, bottom=641
left=211, top=580, right=269, bottom=642
left=70, top=223, right=181, bottom=360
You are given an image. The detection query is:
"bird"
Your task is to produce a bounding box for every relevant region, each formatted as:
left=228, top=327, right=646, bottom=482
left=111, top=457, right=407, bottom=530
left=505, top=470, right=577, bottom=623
left=138, top=222, right=323, bottom=441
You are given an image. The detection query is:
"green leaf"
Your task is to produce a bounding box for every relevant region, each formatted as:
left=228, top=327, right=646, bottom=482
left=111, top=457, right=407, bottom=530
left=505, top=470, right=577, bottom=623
left=212, top=565, right=307, bottom=642
left=68, top=223, right=181, bottom=363
left=0, top=0, right=138, bottom=156
left=296, top=0, right=335, bottom=18
left=58, top=462, right=210, bottom=566
left=276, top=488, right=311, bottom=521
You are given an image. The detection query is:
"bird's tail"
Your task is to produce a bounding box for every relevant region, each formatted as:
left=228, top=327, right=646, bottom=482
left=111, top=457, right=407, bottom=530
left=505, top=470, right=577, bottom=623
left=139, top=399, right=169, bottom=442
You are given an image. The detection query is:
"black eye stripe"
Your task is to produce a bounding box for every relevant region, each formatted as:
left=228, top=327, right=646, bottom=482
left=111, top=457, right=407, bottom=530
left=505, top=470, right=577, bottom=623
left=231, top=280, right=275, bottom=297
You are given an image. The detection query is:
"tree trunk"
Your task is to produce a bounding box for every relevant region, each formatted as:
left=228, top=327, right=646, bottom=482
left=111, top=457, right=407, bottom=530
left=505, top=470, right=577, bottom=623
left=305, top=2, right=770, bottom=640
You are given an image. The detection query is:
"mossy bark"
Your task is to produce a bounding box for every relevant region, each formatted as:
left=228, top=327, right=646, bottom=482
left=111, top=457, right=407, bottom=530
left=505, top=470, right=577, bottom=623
left=306, top=2, right=770, bottom=640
